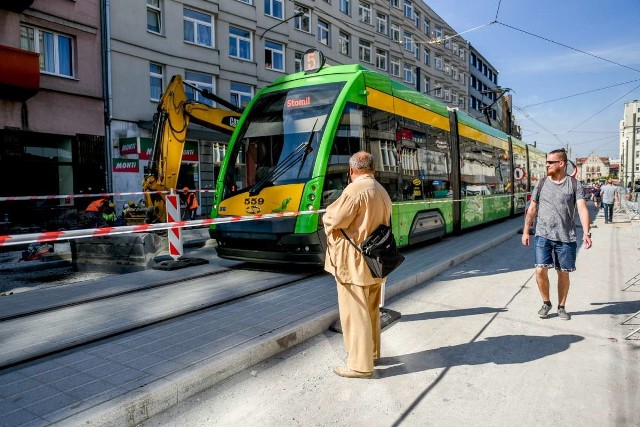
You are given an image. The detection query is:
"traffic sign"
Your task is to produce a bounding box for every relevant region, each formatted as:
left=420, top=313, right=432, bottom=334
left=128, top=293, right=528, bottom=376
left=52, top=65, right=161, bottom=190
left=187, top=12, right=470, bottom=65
left=514, top=167, right=526, bottom=182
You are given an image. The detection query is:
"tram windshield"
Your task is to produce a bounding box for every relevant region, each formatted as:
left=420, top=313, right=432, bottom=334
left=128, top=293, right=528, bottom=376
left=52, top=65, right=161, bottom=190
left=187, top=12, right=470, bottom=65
left=222, top=82, right=345, bottom=196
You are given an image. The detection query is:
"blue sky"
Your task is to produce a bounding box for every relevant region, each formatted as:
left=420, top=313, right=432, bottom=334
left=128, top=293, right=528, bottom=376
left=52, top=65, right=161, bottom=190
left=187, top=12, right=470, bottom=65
left=426, top=0, right=640, bottom=160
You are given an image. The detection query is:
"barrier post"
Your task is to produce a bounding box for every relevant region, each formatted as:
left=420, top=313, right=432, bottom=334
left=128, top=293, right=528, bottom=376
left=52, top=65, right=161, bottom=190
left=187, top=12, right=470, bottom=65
left=165, top=189, right=183, bottom=260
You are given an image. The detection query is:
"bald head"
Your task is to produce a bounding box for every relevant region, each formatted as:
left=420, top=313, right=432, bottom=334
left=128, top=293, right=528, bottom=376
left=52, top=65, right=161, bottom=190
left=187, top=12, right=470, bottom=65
left=349, top=151, right=375, bottom=175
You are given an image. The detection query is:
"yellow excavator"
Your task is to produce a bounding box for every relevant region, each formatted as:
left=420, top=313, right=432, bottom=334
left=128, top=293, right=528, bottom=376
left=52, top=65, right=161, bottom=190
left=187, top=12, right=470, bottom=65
left=72, top=75, right=243, bottom=273
left=140, top=74, right=242, bottom=223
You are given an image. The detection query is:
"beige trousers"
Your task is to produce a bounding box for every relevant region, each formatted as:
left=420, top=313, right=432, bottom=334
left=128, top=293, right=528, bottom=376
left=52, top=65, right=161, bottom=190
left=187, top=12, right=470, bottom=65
left=336, top=281, right=382, bottom=373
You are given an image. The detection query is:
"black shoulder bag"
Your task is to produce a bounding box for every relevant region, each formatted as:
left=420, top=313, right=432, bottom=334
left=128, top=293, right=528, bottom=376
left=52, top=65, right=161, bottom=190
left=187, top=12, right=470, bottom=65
left=340, top=224, right=405, bottom=279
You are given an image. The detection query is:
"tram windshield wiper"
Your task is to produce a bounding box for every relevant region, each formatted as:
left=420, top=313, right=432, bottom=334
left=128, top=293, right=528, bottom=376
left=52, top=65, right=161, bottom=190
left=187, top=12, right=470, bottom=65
left=249, top=123, right=316, bottom=196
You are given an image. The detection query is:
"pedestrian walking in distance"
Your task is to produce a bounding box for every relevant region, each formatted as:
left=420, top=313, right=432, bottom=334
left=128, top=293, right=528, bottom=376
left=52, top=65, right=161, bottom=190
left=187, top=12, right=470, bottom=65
left=521, top=148, right=592, bottom=321
left=600, top=179, right=618, bottom=224
left=322, top=151, right=392, bottom=379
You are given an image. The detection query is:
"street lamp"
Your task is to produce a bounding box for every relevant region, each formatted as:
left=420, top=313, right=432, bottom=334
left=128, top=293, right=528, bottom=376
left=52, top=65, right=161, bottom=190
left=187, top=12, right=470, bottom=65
left=259, top=11, right=304, bottom=40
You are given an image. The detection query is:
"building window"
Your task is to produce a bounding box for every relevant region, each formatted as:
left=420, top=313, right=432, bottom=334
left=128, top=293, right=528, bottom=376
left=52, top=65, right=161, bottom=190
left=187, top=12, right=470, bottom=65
left=414, top=10, right=420, bottom=28
left=20, top=25, right=74, bottom=78
left=377, top=12, right=388, bottom=35
left=294, top=5, right=311, bottom=33
left=294, top=51, right=303, bottom=72
left=434, top=25, right=442, bottom=40
left=265, top=0, right=284, bottom=19
left=376, top=48, right=388, bottom=71
left=318, top=19, right=330, bottom=45
left=184, top=8, right=213, bottom=47
left=230, top=82, right=253, bottom=109
left=390, top=57, right=400, bottom=77
left=359, top=40, right=372, bottom=63
left=359, top=2, right=372, bottom=24
left=185, top=71, right=215, bottom=107
left=237, top=0, right=252, bottom=3
left=423, top=77, right=430, bottom=94
left=433, top=82, right=442, bottom=98
left=213, top=142, right=226, bottom=164
left=390, top=0, right=400, bottom=8
left=265, top=40, right=285, bottom=71
left=423, top=48, right=430, bottom=66
left=434, top=55, right=443, bottom=71
left=339, top=0, right=350, bottom=14
left=229, top=26, right=252, bottom=60
left=404, top=0, right=413, bottom=18
left=149, top=62, right=163, bottom=101
left=390, top=22, right=400, bottom=42
left=339, top=31, right=351, bottom=56
left=147, top=0, right=162, bottom=33
left=403, top=31, right=414, bottom=52
left=403, top=63, right=414, bottom=84
left=423, top=19, right=430, bottom=37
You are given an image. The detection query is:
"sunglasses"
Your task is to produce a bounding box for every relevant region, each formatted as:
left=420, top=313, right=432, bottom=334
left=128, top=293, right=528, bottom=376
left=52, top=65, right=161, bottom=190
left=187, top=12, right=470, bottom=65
left=546, top=160, right=562, bottom=165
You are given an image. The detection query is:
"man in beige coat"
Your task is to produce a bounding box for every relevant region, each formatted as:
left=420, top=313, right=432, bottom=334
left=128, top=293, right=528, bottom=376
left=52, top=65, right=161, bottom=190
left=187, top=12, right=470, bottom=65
left=323, top=151, right=392, bottom=379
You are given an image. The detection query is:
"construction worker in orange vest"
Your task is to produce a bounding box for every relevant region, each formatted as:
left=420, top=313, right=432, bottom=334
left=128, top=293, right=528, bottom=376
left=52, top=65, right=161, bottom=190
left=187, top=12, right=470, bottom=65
left=85, top=198, right=109, bottom=227
left=182, top=187, right=199, bottom=220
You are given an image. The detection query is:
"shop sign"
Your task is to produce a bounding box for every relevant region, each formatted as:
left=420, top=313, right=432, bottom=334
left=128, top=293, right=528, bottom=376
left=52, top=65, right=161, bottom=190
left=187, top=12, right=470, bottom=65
left=182, top=140, right=199, bottom=162
left=139, top=137, right=153, bottom=160
left=113, top=158, right=139, bottom=173
left=119, top=137, right=138, bottom=155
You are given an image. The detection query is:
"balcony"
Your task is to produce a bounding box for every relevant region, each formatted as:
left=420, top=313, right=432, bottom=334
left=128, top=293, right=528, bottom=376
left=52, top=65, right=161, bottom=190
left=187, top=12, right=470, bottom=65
left=0, top=0, right=34, bottom=13
left=0, top=45, right=40, bottom=101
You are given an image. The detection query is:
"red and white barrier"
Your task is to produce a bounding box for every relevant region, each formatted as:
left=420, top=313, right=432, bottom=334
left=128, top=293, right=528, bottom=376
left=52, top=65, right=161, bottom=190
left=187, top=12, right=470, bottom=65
left=0, top=209, right=325, bottom=247
left=0, top=189, right=216, bottom=203
left=165, top=192, right=183, bottom=260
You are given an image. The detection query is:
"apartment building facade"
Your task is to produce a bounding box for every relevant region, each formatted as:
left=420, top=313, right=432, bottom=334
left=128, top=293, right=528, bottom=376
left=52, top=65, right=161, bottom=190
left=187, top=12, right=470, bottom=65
left=0, top=0, right=105, bottom=228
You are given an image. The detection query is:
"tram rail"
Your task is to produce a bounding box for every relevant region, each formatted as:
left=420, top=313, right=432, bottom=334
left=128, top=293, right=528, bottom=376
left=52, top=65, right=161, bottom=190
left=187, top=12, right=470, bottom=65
left=0, top=264, right=323, bottom=370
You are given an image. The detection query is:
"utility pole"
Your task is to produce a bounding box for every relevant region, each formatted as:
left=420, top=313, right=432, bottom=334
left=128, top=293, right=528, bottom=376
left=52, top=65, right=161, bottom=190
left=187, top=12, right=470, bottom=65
left=632, top=112, right=636, bottom=188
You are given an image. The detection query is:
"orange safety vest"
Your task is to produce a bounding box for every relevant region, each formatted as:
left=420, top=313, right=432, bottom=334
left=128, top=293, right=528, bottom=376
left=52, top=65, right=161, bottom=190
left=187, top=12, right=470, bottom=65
left=186, top=192, right=199, bottom=210
left=86, top=198, right=107, bottom=213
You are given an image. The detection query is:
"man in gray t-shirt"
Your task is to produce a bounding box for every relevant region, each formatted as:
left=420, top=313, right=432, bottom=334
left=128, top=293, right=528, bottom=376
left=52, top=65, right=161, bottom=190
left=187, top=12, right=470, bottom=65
left=522, top=149, right=592, bottom=321
left=600, top=179, right=618, bottom=223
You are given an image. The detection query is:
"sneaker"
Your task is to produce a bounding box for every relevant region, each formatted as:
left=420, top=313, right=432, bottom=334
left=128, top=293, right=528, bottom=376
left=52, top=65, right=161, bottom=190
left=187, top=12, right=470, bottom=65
left=557, top=308, right=571, bottom=320
left=538, top=304, right=552, bottom=318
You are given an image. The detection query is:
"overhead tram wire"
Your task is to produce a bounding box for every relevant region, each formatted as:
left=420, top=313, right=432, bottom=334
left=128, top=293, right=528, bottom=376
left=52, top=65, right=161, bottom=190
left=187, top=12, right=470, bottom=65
left=495, top=21, right=640, bottom=74
left=522, top=78, right=640, bottom=108
left=494, top=0, right=503, bottom=21
left=513, top=104, right=566, bottom=147
left=566, top=83, right=640, bottom=132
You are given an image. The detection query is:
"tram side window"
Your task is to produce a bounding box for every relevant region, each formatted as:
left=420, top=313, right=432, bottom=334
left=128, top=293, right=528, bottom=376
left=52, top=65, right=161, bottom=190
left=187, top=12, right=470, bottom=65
left=323, top=103, right=364, bottom=207
left=329, top=103, right=363, bottom=165
left=403, top=118, right=452, bottom=200
left=459, top=136, right=509, bottom=196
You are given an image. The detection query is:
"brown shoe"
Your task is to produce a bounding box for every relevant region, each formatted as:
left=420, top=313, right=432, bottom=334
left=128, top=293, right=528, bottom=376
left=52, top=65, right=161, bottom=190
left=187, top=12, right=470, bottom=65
left=333, top=366, right=373, bottom=379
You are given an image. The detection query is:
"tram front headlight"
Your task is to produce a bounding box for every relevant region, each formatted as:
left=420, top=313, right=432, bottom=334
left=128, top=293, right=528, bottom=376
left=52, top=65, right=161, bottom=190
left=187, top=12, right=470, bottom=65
left=307, top=204, right=315, bottom=211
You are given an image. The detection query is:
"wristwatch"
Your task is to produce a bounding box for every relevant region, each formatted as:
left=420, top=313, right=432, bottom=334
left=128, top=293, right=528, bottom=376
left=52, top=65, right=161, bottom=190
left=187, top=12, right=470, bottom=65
left=586, top=232, right=592, bottom=238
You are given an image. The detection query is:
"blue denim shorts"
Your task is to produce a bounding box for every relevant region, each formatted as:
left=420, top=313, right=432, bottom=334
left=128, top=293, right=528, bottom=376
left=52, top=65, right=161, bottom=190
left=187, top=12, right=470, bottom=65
left=534, top=236, right=577, bottom=272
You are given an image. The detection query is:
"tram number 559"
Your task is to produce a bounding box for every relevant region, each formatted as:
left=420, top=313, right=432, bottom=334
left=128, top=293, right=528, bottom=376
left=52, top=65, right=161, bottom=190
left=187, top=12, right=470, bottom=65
left=244, top=197, right=264, bottom=214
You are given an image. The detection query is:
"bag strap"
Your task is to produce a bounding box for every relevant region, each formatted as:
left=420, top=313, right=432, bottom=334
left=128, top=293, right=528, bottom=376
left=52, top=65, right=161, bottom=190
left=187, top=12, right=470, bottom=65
left=340, top=229, right=362, bottom=253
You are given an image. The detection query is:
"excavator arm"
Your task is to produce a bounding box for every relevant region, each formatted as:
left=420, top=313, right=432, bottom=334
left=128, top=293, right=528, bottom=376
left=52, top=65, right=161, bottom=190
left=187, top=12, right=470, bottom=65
left=142, top=75, right=242, bottom=223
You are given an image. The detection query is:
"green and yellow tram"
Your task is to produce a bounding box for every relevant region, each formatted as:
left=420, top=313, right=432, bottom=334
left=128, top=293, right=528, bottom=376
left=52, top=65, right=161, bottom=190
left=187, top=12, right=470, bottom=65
left=209, top=50, right=544, bottom=265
